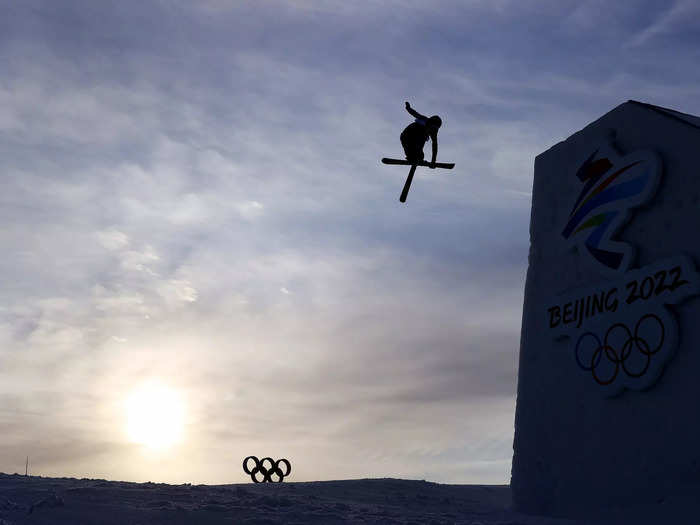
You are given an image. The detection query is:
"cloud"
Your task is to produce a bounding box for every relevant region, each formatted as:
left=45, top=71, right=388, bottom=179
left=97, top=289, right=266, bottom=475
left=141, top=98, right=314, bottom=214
left=96, top=230, right=130, bottom=251
left=236, top=200, right=264, bottom=220
left=625, top=0, right=700, bottom=48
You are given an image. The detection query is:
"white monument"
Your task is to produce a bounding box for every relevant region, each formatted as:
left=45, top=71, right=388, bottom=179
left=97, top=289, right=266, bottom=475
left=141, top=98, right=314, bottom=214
left=512, top=100, right=700, bottom=517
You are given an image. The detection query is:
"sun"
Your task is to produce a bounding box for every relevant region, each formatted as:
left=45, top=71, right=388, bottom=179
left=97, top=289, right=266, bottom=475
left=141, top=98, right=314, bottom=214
left=125, top=383, right=185, bottom=450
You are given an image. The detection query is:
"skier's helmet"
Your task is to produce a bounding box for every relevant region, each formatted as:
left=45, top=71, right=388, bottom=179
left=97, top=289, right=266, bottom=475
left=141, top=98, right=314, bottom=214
left=428, top=115, right=442, bottom=128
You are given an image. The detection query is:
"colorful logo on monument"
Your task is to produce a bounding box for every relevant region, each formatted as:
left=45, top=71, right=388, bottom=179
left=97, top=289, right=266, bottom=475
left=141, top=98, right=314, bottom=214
left=548, top=143, right=700, bottom=397
left=561, top=146, right=662, bottom=273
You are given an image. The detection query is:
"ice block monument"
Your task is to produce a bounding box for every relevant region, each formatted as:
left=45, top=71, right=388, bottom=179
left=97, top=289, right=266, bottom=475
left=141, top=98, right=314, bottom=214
left=512, top=100, right=700, bottom=516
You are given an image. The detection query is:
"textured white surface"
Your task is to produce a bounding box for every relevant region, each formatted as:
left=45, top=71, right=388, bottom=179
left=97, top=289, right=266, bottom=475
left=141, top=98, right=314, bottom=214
left=0, top=473, right=547, bottom=524
left=512, top=101, right=700, bottom=517
left=2, top=472, right=698, bottom=524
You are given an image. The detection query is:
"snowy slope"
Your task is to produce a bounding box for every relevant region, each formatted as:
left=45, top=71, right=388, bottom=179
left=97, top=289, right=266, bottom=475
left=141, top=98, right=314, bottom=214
left=0, top=473, right=563, bottom=524
left=1, top=472, right=696, bottom=524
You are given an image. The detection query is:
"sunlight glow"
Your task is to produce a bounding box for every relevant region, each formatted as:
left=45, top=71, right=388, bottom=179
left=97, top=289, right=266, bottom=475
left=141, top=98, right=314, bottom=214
left=125, top=383, right=185, bottom=450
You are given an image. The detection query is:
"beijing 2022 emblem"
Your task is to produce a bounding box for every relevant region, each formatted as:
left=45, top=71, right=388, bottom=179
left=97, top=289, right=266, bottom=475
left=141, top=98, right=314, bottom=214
left=547, top=142, right=700, bottom=397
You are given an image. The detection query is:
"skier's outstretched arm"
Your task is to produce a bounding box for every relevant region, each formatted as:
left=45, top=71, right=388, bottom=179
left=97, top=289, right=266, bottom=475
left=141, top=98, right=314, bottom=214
left=430, top=136, right=438, bottom=167
left=405, top=101, right=427, bottom=120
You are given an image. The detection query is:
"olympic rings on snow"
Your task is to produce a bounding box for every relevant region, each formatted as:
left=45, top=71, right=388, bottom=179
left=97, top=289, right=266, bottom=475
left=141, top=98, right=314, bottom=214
left=574, top=313, right=665, bottom=386
left=242, top=456, right=292, bottom=483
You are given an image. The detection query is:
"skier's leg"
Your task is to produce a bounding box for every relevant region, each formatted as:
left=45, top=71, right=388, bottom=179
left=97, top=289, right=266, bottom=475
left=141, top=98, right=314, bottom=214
left=400, top=133, right=411, bottom=160
left=401, top=135, right=423, bottom=164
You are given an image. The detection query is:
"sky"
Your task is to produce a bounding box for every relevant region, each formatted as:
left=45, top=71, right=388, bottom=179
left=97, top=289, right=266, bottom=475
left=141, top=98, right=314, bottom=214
left=1, top=0, right=699, bottom=485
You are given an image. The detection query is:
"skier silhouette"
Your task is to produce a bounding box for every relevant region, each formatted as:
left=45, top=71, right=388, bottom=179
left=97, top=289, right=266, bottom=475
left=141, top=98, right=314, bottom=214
left=401, top=101, right=442, bottom=168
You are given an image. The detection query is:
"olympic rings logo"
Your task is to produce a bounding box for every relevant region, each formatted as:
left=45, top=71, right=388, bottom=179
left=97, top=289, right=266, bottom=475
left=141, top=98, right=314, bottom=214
left=243, top=456, right=291, bottom=483
left=575, top=313, right=665, bottom=386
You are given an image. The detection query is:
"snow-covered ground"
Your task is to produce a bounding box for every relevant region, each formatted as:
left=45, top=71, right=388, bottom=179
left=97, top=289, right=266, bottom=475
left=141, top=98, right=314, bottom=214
left=0, top=472, right=693, bottom=524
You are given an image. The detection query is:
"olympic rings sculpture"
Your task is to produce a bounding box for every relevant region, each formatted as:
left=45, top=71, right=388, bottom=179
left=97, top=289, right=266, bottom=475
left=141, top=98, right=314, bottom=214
left=243, top=456, right=291, bottom=483
left=575, top=313, right=665, bottom=386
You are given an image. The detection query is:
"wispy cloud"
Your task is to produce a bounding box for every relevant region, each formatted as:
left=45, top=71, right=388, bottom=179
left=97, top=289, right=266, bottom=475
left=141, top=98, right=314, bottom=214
left=625, top=0, right=700, bottom=48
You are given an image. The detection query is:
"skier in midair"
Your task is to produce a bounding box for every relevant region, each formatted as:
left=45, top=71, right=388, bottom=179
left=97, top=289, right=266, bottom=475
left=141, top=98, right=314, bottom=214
left=400, top=101, right=442, bottom=168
